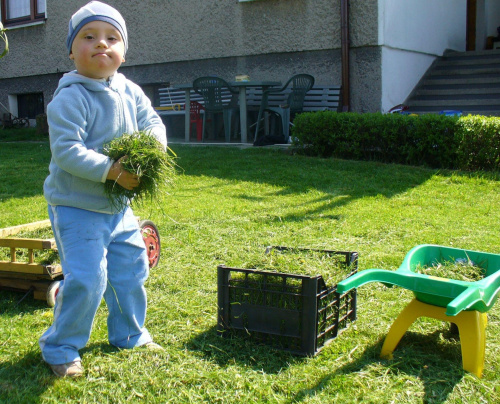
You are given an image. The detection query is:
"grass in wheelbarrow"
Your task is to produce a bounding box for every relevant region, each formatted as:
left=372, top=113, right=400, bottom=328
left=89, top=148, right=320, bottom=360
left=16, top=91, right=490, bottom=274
left=103, top=131, right=177, bottom=211
left=415, top=259, right=485, bottom=282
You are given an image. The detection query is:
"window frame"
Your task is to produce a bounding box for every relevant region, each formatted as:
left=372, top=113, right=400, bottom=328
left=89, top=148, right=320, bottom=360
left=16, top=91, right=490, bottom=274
left=1, top=0, right=46, bottom=28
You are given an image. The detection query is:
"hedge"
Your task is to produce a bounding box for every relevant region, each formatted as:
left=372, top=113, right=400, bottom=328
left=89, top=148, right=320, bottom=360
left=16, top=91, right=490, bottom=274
left=292, top=112, right=500, bottom=171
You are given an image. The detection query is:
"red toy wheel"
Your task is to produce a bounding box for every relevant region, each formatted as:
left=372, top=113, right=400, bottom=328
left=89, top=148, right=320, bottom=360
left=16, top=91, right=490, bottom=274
left=140, top=220, right=161, bottom=268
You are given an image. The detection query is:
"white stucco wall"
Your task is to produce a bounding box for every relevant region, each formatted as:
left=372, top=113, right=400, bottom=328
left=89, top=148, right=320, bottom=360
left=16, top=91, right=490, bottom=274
left=381, top=48, right=435, bottom=113
left=379, top=0, right=467, bottom=112
left=380, top=0, right=466, bottom=55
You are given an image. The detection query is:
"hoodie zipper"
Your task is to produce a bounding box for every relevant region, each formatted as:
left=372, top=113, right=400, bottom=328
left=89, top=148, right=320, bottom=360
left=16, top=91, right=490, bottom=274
left=106, top=78, right=126, bottom=136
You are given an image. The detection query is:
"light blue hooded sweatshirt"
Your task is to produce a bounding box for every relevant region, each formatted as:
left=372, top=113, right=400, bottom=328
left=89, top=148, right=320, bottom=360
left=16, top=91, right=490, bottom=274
left=44, top=71, right=167, bottom=214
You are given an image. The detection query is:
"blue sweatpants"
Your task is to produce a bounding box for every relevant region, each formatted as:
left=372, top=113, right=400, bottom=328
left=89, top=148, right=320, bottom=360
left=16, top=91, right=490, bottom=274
left=39, top=205, right=152, bottom=365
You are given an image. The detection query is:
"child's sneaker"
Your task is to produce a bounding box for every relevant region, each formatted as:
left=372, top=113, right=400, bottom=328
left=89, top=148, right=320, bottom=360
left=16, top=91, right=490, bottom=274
left=50, top=360, right=84, bottom=378
left=143, top=342, right=164, bottom=351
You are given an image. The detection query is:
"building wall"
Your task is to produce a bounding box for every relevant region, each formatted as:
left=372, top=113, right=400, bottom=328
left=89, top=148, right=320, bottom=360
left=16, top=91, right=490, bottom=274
left=379, top=0, right=467, bottom=112
left=0, top=0, right=382, bottom=117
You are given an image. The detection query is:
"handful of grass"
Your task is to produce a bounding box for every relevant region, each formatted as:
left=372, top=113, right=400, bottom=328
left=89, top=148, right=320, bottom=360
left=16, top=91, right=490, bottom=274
left=102, top=131, right=176, bottom=210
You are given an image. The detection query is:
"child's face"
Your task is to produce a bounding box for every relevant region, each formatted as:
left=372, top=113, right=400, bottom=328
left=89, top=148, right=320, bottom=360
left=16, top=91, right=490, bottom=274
left=69, top=20, right=125, bottom=80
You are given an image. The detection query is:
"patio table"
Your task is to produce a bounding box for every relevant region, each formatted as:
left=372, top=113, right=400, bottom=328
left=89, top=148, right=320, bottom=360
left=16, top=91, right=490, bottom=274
left=173, top=80, right=281, bottom=143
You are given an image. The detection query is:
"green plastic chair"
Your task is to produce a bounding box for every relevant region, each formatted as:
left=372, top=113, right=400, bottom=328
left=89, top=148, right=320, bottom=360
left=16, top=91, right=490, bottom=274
left=192, top=77, right=239, bottom=142
left=337, top=244, right=500, bottom=316
left=254, top=74, right=314, bottom=141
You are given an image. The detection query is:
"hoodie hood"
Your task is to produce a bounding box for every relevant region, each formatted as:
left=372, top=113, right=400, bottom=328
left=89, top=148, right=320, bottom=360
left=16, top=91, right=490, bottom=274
left=53, top=70, right=126, bottom=98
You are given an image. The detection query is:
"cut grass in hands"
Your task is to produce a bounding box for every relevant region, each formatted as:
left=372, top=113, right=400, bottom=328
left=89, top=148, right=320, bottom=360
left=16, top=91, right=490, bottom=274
left=102, top=131, right=177, bottom=210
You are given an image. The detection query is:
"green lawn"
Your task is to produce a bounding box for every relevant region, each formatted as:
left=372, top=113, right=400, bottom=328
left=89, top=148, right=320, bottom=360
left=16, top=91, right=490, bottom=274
left=0, top=140, right=499, bottom=403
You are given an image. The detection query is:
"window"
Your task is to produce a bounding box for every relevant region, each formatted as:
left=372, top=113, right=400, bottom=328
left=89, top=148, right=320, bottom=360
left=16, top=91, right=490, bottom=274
left=1, top=0, right=46, bottom=27
left=17, top=93, right=44, bottom=119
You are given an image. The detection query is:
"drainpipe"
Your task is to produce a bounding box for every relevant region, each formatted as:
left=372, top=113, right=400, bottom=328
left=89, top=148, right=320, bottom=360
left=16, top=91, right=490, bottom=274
left=340, top=0, right=350, bottom=112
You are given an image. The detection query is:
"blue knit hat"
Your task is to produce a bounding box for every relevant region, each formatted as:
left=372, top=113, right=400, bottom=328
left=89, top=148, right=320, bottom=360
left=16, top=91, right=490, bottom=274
left=66, top=1, right=128, bottom=55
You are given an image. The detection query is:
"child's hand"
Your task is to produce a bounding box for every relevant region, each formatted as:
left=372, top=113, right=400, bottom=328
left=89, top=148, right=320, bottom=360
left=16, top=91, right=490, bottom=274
left=107, top=156, right=140, bottom=190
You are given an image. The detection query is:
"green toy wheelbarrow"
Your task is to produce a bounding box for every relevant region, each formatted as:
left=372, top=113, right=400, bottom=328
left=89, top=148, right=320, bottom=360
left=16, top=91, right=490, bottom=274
left=336, top=244, right=500, bottom=377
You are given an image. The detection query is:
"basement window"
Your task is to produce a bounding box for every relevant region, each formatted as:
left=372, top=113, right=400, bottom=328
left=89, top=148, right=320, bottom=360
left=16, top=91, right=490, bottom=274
left=17, top=92, right=44, bottom=119
left=1, top=0, right=46, bottom=27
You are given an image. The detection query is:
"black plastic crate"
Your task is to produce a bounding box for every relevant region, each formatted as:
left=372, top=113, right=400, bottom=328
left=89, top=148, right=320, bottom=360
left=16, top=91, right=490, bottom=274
left=217, top=246, right=358, bottom=356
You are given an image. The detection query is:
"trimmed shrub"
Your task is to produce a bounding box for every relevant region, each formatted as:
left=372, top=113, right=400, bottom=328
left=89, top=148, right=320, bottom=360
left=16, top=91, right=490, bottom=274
left=292, top=111, right=500, bottom=171
left=455, top=115, right=500, bottom=171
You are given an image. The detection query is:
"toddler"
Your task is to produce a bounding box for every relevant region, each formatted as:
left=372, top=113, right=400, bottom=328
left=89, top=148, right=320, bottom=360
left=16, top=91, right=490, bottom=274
left=39, top=1, right=166, bottom=378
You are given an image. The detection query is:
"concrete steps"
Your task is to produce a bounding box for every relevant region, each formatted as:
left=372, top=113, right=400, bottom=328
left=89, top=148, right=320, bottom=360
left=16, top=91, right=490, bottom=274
left=405, top=50, right=500, bottom=116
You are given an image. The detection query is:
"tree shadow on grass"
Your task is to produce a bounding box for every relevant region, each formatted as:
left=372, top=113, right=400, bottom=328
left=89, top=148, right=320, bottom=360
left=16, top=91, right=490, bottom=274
left=80, top=341, right=121, bottom=357
left=0, top=142, right=50, bottom=199
left=186, top=325, right=305, bottom=374
left=0, top=290, right=49, bottom=316
left=292, top=328, right=466, bottom=404
left=0, top=292, right=55, bottom=401
left=172, top=146, right=439, bottom=222
left=0, top=348, right=55, bottom=402
left=0, top=341, right=125, bottom=402
left=172, top=146, right=500, bottom=229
